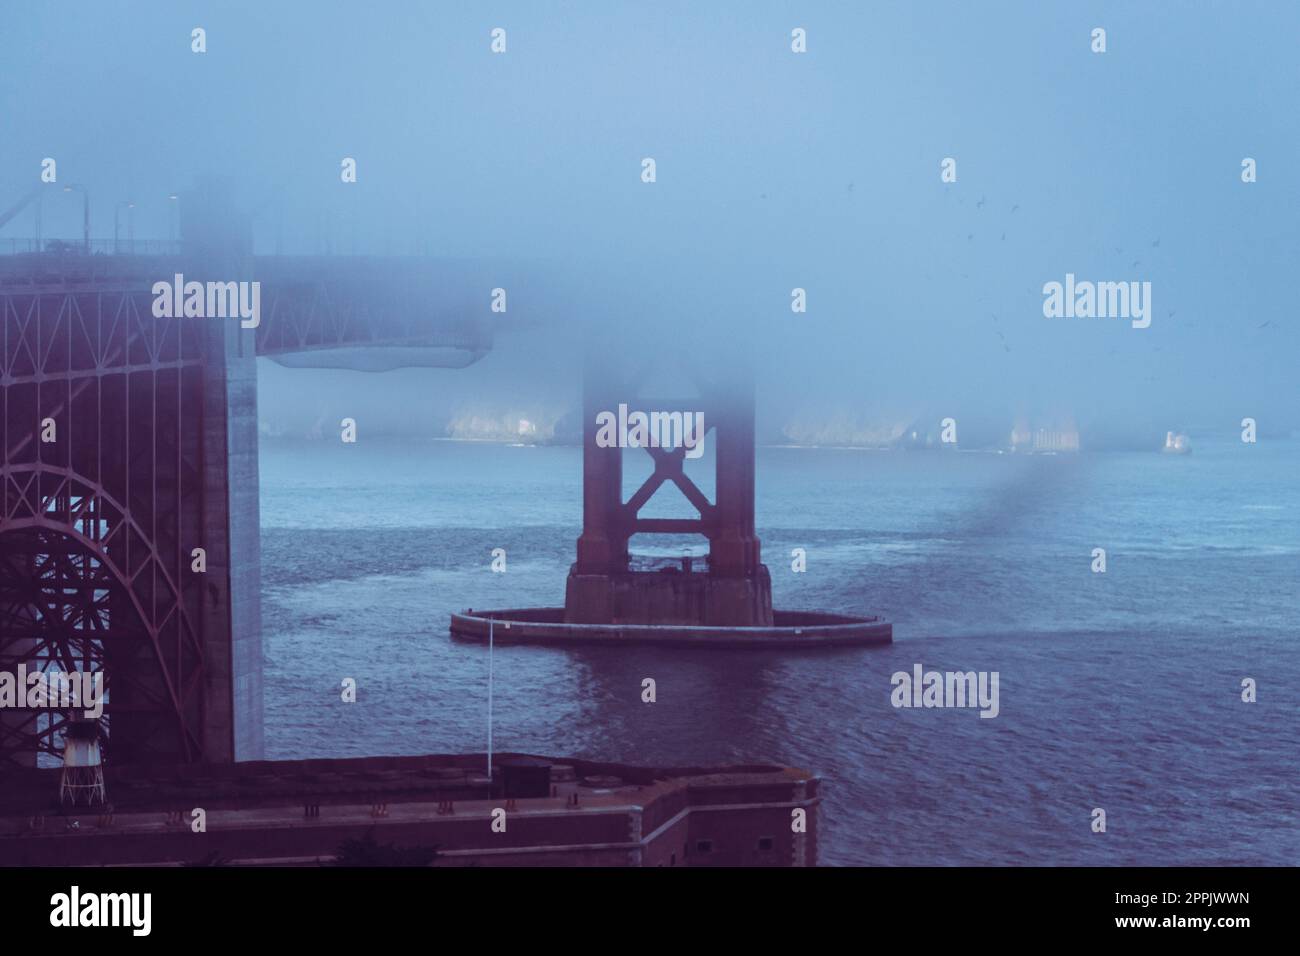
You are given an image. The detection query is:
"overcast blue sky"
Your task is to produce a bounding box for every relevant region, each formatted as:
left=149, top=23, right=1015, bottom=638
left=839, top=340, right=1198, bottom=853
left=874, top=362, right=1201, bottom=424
left=2, top=1, right=1296, bottom=437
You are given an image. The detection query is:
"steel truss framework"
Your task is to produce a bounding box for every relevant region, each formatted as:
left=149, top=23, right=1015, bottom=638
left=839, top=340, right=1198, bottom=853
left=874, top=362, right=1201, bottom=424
left=1, top=286, right=208, bottom=767
left=1, top=256, right=496, bottom=767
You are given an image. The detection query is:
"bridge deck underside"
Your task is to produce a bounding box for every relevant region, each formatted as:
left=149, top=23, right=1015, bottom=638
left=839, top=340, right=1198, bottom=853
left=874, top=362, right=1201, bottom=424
left=0, top=254, right=496, bottom=360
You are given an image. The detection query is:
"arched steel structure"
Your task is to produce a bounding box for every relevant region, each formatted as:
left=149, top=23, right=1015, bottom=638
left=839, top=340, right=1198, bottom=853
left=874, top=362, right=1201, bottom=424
left=0, top=246, right=498, bottom=767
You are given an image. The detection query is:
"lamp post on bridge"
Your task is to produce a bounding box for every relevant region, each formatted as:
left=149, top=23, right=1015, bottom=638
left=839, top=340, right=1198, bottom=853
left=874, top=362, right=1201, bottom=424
left=62, top=184, right=89, bottom=253
left=168, top=193, right=180, bottom=250
left=114, top=201, right=134, bottom=254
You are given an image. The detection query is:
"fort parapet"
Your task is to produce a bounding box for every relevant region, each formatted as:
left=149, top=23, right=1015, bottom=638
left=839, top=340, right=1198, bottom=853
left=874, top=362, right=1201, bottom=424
left=0, top=753, right=820, bottom=867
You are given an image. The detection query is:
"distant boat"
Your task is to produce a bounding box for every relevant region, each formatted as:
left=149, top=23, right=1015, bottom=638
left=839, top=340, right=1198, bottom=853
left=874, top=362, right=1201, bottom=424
left=1161, top=431, right=1192, bottom=455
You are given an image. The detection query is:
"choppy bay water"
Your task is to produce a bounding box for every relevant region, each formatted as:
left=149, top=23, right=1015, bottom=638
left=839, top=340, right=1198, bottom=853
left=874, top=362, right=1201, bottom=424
left=259, top=436, right=1299, bottom=865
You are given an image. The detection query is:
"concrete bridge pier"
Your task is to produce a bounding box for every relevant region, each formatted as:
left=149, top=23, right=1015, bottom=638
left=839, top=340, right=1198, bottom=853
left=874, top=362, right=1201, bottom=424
left=186, top=182, right=265, bottom=762
left=451, top=348, right=890, bottom=646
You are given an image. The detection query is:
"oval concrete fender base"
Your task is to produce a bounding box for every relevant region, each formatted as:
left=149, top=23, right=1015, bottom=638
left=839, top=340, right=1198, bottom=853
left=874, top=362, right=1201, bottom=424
left=449, top=608, right=892, bottom=648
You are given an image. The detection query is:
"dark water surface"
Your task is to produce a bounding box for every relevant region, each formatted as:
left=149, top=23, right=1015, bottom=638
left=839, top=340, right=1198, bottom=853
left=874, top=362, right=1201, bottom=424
left=259, top=437, right=1298, bottom=865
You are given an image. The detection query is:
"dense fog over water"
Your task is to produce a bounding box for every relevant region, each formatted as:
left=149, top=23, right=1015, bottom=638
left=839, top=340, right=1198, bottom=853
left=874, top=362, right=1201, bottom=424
left=3, top=2, right=1297, bottom=443
left=4, top=1, right=1298, bottom=874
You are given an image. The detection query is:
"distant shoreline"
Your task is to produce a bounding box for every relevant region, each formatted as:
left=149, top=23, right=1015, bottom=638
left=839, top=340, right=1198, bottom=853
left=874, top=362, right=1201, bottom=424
left=256, top=432, right=1297, bottom=451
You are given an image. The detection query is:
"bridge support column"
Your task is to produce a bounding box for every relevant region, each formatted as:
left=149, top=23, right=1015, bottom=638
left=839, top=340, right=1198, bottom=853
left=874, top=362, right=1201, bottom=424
left=696, top=367, right=771, bottom=626
left=197, top=320, right=264, bottom=761
left=187, top=181, right=264, bottom=762
left=568, top=359, right=628, bottom=621
left=564, top=353, right=772, bottom=627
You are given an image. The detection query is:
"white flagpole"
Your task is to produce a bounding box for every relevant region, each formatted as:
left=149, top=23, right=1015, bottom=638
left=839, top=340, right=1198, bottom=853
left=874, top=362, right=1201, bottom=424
left=487, top=617, right=493, bottom=781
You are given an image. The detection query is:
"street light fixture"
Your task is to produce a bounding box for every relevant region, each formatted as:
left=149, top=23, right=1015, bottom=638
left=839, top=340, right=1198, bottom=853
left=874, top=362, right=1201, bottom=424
left=62, top=184, right=89, bottom=253
left=114, top=201, right=135, bottom=254
left=168, top=194, right=180, bottom=248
